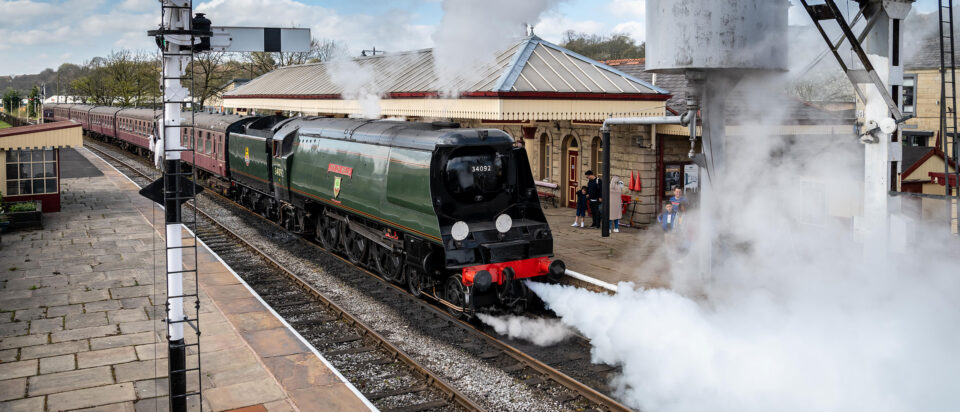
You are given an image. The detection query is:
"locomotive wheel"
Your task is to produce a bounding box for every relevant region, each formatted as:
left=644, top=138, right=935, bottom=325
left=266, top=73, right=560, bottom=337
left=444, top=275, right=467, bottom=319
left=407, top=268, right=423, bottom=297
left=317, top=214, right=340, bottom=251
left=375, top=247, right=404, bottom=284
left=344, top=230, right=369, bottom=265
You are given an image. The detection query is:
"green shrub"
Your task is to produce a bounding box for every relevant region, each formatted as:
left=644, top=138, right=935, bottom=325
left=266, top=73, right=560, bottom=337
left=6, top=202, right=36, bottom=213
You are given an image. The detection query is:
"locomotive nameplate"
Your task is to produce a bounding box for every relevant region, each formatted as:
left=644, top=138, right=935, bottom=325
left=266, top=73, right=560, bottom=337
left=328, top=163, right=353, bottom=177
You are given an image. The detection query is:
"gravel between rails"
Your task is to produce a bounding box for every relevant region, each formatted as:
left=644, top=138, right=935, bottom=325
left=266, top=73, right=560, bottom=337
left=86, top=139, right=628, bottom=411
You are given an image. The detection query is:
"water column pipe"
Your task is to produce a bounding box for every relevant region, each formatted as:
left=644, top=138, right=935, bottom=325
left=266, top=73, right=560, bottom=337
left=599, top=112, right=694, bottom=237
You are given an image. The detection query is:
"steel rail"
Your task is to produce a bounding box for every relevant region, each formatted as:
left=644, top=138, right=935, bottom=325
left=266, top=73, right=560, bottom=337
left=84, top=141, right=486, bottom=412
left=85, top=138, right=635, bottom=412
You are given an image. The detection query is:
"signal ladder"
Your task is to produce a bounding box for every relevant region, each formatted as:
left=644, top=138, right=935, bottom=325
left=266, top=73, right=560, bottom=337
left=939, top=0, right=960, bottom=234
left=157, top=0, right=203, bottom=410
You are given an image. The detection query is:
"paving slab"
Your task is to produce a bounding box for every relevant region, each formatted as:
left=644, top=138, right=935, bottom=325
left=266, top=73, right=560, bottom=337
left=0, top=147, right=373, bottom=411
left=545, top=206, right=675, bottom=288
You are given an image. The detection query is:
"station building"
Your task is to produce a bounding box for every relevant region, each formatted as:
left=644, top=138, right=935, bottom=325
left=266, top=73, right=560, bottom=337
left=223, top=36, right=855, bottom=226
left=902, top=35, right=953, bottom=150
left=0, top=120, right=83, bottom=212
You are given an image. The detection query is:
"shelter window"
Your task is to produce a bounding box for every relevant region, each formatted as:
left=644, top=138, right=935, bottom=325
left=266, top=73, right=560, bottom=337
left=5, top=149, right=57, bottom=196
left=903, top=74, right=916, bottom=115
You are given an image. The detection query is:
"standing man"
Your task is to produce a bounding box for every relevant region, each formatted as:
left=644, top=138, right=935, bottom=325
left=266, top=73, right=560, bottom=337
left=586, top=170, right=602, bottom=228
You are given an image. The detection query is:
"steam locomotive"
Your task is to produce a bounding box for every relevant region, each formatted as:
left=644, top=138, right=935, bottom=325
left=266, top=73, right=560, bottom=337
left=45, top=104, right=565, bottom=316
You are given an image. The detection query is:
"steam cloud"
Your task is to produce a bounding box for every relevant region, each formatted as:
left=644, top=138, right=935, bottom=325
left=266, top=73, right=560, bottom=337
left=529, top=52, right=960, bottom=412
left=327, top=57, right=382, bottom=119
left=476, top=313, right=575, bottom=346
left=431, top=0, right=562, bottom=96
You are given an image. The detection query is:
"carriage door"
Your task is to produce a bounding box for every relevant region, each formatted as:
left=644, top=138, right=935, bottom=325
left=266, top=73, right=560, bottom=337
left=567, top=148, right=579, bottom=208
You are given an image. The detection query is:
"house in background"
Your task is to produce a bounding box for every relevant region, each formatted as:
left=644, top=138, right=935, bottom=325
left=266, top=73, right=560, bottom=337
left=900, top=145, right=957, bottom=221
left=902, top=35, right=955, bottom=151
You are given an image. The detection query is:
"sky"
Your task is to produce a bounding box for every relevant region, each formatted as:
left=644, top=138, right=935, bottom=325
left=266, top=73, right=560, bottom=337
left=0, top=0, right=945, bottom=77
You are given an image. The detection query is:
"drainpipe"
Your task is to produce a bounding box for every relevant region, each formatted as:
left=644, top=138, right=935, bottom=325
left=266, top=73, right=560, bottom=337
left=600, top=113, right=692, bottom=237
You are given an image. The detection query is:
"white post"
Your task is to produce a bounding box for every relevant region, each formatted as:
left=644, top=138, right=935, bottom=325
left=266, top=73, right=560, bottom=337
left=158, top=2, right=192, bottom=410
left=860, top=3, right=908, bottom=259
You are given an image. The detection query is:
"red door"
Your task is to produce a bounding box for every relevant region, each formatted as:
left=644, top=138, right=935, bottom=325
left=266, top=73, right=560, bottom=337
left=567, top=149, right=579, bottom=208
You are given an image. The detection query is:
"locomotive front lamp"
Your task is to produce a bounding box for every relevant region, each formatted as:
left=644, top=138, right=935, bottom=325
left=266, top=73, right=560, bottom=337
left=451, top=221, right=470, bottom=241
left=495, top=214, right=513, bottom=233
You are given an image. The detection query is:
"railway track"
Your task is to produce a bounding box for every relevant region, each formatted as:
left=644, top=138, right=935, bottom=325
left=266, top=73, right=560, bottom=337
left=83, top=138, right=632, bottom=412
left=85, top=143, right=479, bottom=412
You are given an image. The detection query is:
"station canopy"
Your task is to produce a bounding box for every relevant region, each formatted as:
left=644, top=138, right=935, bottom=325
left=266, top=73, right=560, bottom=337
left=223, top=35, right=671, bottom=121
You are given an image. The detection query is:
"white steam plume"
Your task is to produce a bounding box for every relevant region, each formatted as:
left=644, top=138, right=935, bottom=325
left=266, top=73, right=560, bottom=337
left=476, top=313, right=575, bottom=346
left=327, top=57, right=382, bottom=119
left=529, top=55, right=960, bottom=412
left=431, top=0, right=562, bottom=96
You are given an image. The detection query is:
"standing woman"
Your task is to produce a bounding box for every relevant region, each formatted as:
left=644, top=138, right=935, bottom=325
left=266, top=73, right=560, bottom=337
left=608, top=176, right=624, bottom=233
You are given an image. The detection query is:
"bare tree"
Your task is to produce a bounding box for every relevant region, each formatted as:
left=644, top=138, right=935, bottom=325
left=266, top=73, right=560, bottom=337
left=105, top=50, right=139, bottom=106
left=72, top=57, right=111, bottom=105
left=191, top=51, right=229, bottom=109
left=243, top=37, right=342, bottom=78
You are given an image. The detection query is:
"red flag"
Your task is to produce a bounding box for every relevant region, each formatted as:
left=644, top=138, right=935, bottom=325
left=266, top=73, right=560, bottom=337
left=635, top=171, right=642, bottom=191
left=629, top=171, right=636, bottom=191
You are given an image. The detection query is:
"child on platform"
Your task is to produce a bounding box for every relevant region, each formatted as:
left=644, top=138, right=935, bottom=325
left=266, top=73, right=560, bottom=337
left=657, top=202, right=680, bottom=232
left=572, top=186, right=588, bottom=227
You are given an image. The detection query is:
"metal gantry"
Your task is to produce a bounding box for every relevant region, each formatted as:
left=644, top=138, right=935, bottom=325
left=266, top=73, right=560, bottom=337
left=800, top=0, right=906, bottom=123
left=939, top=0, right=960, bottom=234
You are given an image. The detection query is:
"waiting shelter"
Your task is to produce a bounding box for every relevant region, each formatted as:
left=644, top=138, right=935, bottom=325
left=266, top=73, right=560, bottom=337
left=0, top=120, right=83, bottom=212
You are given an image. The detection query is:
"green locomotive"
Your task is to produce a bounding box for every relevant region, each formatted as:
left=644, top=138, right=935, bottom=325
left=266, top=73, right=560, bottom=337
left=226, top=117, right=565, bottom=315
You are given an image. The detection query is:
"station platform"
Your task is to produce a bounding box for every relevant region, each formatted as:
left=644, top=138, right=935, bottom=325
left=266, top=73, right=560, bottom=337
left=0, top=148, right=372, bottom=411
left=544, top=206, right=675, bottom=290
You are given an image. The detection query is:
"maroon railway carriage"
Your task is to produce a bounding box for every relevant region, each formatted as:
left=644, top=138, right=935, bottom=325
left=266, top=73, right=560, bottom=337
left=89, top=107, right=124, bottom=138
left=42, top=105, right=55, bottom=123
left=115, top=108, right=160, bottom=150
left=67, top=105, right=94, bottom=129
left=177, top=112, right=238, bottom=179
left=49, top=104, right=73, bottom=122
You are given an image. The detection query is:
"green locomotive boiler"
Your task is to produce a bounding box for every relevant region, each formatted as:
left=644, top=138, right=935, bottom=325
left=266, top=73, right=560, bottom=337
left=225, top=117, right=565, bottom=315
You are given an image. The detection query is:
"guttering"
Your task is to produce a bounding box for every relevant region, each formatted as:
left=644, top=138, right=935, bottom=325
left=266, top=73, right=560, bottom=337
left=599, top=114, right=688, bottom=132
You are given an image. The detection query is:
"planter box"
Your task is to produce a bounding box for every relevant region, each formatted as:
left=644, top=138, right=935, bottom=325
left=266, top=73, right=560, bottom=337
left=3, top=201, right=42, bottom=231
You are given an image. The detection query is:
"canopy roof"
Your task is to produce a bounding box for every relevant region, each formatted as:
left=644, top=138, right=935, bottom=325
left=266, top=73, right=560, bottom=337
left=226, top=35, right=668, bottom=100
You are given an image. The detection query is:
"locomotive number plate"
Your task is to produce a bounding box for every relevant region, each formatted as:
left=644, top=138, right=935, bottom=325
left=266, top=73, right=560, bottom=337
left=470, top=165, right=493, bottom=173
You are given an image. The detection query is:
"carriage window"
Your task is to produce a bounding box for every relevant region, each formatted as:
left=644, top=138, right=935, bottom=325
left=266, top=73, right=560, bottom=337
left=206, top=133, right=213, bottom=155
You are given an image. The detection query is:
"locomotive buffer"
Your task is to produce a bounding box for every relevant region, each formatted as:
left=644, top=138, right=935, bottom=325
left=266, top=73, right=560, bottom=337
left=144, top=2, right=309, bottom=411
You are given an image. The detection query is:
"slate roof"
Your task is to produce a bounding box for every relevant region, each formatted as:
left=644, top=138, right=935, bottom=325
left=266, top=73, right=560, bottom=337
left=907, top=35, right=946, bottom=70
left=603, top=58, right=854, bottom=123
left=226, top=36, right=668, bottom=99
left=902, top=145, right=934, bottom=174
left=604, top=59, right=687, bottom=113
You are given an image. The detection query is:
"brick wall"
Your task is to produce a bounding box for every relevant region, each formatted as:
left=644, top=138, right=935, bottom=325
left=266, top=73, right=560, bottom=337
left=462, top=120, right=692, bottom=226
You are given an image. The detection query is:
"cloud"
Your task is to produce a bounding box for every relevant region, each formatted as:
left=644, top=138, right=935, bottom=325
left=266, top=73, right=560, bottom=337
left=612, top=21, right=645, bottom=42
left=534, top=12, right=607, bottom=43
left=609, top=0, right=645, bottom=17
left=196, top=0, right=433, bottom=54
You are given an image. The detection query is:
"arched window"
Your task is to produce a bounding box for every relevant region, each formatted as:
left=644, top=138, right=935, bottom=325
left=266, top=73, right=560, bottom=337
left=591, top=136, right=603, bottom=179
left=539, top=133, right=549, bottom=180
